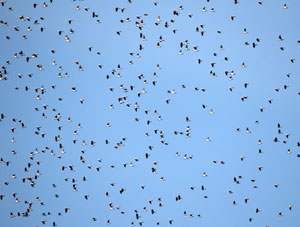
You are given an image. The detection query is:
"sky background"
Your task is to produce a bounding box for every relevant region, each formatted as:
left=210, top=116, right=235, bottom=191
left=1, top=0, right=300, bottom=227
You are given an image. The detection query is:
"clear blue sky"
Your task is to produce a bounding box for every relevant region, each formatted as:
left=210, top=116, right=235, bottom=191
left=1, top=0, right=300, bottom=227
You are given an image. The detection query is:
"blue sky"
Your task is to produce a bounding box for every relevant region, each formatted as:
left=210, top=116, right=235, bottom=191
left=1, top=0, right=300, bottom=227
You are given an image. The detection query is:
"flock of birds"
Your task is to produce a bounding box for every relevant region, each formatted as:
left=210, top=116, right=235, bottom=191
left=0, top=0, right=300, bottom=226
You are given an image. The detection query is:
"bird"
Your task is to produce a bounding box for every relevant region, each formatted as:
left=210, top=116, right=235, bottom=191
left=0, top=1, right=298, bottom=227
